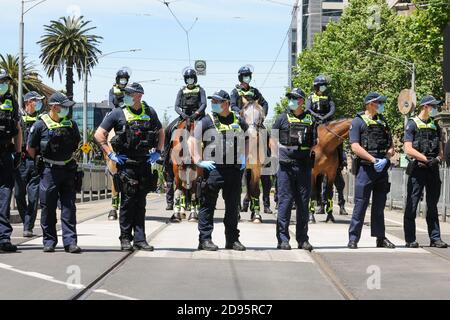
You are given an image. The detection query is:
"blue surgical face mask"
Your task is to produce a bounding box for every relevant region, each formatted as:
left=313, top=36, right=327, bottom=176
left=288, top=99, right=298, bottom=111
left=319, top=85, right=327, bottom=93
left=211, top=103, right=223, bottom=114
left=57, top=107, right=69, bottom=118
left=243, top=76, right=252, bottom=84
left=124, top=94, right=134, bottom=106
left=429, top=107, right=438, bottom=117
left=35, top=100, right=43, bottom=112
left=377, top=103, right=385, bottom=114
left=119, top=78, right=128, bottom=86
left=0, top=83, right=8, bottom=96
left=186, top=78, right=195, bottom=85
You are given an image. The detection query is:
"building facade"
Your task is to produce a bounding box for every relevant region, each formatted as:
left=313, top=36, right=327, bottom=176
left=72, top=100, right=111, bottom=131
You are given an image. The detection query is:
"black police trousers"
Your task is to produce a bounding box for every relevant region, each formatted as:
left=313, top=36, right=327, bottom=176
left=40, top=165, right=77, bottom=247
left=163, top=158, right=175, bottom=206
left=198, top=166, right=241, bottom=243
left=404, top=165, right=442, bottom=243
left=0, top=150, right=14, bottom=244
left=14, top=158, right=39, bottom=232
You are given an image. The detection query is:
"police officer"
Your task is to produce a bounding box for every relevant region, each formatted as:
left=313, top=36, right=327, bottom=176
left=404, top=95, right=448, bottom=248
left=348, top=92, right=395, bottom=249
left=15, top=91, right=45, bottom=238
left=191, top=90, right=247, bottom=251
left=27, top=92, right=81, bottom=253
left=271, top=88, right=315, bottom=251
left=306, top=75, right=346, bottom=217
left=95, top=83, right=164, bottom=251
left=163, top=68, right=206, bottom=220
left=230, top=66, right=269, bottom=116
left=0, top=69, right=22, bottom=253
left=109, top=68, right=130, bottom=108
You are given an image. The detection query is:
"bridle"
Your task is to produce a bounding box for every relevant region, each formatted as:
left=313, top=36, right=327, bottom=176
left=324, top=123, right=347, bottom=142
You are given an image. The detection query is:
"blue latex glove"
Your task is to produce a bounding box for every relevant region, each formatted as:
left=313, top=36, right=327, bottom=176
left=197, top=160, right=216, bottom=171
left=239, top=154, right=246, bottom=171
left=108, top=152, right=128, bottom=165
left=374, top=158, right=388, bottom=173
left=147, top=150, right=161, bottom=165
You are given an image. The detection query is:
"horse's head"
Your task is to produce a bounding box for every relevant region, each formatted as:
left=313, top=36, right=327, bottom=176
left=240, top=97, right=265, bottom=130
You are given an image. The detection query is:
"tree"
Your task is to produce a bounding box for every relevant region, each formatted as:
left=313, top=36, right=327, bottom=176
left=37, top=16, right=102, bottom=101
left=289, top=0, right=450, bottom=142
left=0, top=53, right=50, bottom=101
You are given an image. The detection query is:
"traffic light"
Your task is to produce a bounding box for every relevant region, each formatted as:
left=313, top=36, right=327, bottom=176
left=444, top=25, right=450, bottom=92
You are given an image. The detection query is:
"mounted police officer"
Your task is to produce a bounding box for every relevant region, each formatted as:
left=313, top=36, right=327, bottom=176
left=0, top=69, right=23, bottom=253
left=191, top=90, right=248, bottom=251
left=306, top=75, right=347, bottom=217
left=271, top=88, right=316, bottom=251
left=15, top=91, right=45, bottom=238
left=404, top=95, right=448, bottom=248
left=348, top=92, right=395, bottom=249
left=230, top=65, right=269, bottom=116
left=163, top=68, right=206, bottom=217
left=27, top=92, right=81, bottom=253
left=109, top=68, right=130, bottom=108
left=95, top=82, right=164, bottom=252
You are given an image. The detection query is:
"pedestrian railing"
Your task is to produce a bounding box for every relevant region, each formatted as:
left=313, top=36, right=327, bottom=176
left=339, top=166, right=450, bottom=222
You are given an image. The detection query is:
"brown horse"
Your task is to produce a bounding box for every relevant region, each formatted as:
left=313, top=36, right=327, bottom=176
left=309, top=118, right=352, bottom=224
left=240, top=97, right=267, bottom=223
left=171, top=118, right=203, bottom=222
left=104, top=129, right=120, bottom=220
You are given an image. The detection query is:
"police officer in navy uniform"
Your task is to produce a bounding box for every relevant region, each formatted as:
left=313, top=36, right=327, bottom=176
left=230, top=66, right=269, bottom=116
left=15, top=91, right=45, bottom=238
left=191, top=90, right=248, bottom=251
left=0, top=69, right=23, bottom=253
left=27, top=92, right=81, bottom=253
left=109, top=68, right=130, bottom=108
left=271, top=88, right=316, bottom=251
left=404, top=95, right=448, bottom=248
left=95, top=83, right=164, bottom=252
left=348, top=92, right=396, bottom=249
left=306, top=75, right=347, bottom=217
left=163, top=68, right=206, bottom=218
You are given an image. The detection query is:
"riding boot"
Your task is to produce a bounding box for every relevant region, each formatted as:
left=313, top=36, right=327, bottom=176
left=309, top=200, right=316, bottom=224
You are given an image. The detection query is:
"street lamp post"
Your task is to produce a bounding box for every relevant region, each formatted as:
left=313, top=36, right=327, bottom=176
left=19, top=0, right=48, bottom=112
left=82, top=49, right=141, bottom=163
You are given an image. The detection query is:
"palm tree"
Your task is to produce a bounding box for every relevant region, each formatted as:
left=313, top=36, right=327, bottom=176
left=37, top=16, right=102, bottom=100
left=0, top=54, right=51, bottom=100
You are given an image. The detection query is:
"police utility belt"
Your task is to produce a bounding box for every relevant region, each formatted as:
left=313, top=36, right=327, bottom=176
left=43, top=157, right=74, bottom=167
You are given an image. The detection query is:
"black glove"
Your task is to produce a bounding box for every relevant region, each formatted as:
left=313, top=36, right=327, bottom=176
left=13, top=152, right=22, bottom=169
left=427, top=157, right=441, bottom=168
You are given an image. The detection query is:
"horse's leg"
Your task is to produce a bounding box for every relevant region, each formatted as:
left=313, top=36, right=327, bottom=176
left=249, top=166, right=262, bottom=223
left=241, top=170, right=251, bottom=212
left=325, top=178, right=336, bottom=223
left=107, top=159, right=119, bottom=220
left=309, top=174, right=317, bottom=224
left=317, top=175, right=326, bottom=215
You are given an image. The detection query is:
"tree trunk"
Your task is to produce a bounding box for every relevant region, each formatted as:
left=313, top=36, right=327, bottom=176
left=66, top=58, right=75, bottom=118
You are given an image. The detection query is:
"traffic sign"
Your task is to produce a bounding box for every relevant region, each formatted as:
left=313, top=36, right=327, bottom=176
left=81, top=143, right=92, bottom=154
left=195, top=60, right=207, bottom=76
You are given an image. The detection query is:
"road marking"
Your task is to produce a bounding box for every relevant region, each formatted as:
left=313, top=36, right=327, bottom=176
left=92, top=289, right=138, bottom=300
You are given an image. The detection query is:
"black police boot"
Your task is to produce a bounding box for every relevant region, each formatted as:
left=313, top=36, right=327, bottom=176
left=430, top=240, right=448, bottom=248
left=121, top=239, right=134, bottom=252
left=198, top=240, right=219, bottom=251
left=225, top=241, right=246, bottom=251
left=298, top=241, right=314, bottom=252
left=166, top=203, right=174, bottom=211
left=277, top=242, right=292, bottom=250
left=108, top=209, right=118, bottom=221
left=188, top=211, right=198, bottom=222
left=325, top=214, right=336, bottom=223
left=376, top=237, right=396, bottom=249
left=347, top=241, right=358, bottom=249
left=65, top=244, right=82, bottom=254
left=0, top=242, right=18, bottom=253
left=339, top=205, right=348, bottom=216
left=406, top=241, right=420, bottom=248
left=43, top=246, right=55, bottom=253
left=170, top=212, right=182, bottom=223
left=23, top=231, right=34, bottom=238
left=264, top=207, right=273, bottom=214
left=133, top=241, right=154, bottom=251
left=241, top=203, right=249, bottom=213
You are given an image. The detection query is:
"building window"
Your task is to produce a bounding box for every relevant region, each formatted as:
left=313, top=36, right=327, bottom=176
left=322, top=9, right=343, bottom=17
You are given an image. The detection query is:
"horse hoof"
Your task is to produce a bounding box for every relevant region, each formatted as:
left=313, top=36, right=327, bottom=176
left=108, top=210, right=118, bottom=221
left=170, top=214, right=181, bottom=223
left=241, top=207, right=249, bottom=213
left=188, top=212, right=198, bottom=222
left=252, top=215, right=263, bottom=224
left=326, top=215, right=336, bottom=223
left=181, top=213, right=187, bottom=220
